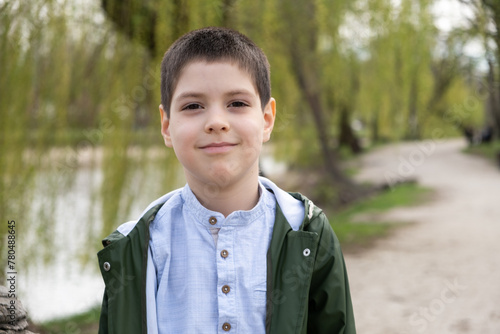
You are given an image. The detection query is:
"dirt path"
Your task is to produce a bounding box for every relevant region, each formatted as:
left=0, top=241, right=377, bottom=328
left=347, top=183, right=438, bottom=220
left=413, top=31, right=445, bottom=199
left=345, top=138, right=500, bottom=334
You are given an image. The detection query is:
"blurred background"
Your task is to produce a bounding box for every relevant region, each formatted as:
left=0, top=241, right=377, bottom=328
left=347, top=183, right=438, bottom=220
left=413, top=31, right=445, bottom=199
left=1, top=0, right=499, bottom=332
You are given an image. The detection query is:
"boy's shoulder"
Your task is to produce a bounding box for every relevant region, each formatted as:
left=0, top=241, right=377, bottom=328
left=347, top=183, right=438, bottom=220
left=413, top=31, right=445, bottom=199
left=260, top=177, right=306, bottom=230
left=100, top=188, right=183, bottom=246
left=283, top=191, right=332, bottom=233
left=260, top=177, right=332, bottom=236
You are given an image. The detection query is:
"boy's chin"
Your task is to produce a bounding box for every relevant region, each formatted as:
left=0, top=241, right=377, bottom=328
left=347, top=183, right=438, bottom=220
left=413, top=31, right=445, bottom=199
left=205, top=170, right=240, bottom=189
left=204, top=168, right=258, bottom=189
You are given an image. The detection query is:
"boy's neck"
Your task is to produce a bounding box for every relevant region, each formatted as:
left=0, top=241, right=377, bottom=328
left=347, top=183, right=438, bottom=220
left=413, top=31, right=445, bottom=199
left=187, top=173, right=261, bottom=217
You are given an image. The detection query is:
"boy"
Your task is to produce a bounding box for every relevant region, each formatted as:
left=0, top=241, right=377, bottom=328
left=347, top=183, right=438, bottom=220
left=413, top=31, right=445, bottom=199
left=97, top=27, right=356, bottom=334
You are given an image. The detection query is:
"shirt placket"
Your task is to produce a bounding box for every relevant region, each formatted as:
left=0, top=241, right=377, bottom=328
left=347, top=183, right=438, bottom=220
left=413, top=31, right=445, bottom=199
left=216, top=223, right=237, bottom=333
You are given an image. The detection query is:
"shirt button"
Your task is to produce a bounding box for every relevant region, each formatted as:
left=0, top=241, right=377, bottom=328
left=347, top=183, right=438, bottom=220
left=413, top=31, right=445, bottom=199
left=209, top=216, right=217, bottom=225
left=222, top=323, right=231, bottom=331
left=220, top=250, right=229, bottom=258
left=222, top=285, right=231, bottom=294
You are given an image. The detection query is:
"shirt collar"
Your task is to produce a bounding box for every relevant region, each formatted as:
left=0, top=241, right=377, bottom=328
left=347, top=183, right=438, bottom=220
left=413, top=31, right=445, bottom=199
left=181, top=182, right=272, bottom=228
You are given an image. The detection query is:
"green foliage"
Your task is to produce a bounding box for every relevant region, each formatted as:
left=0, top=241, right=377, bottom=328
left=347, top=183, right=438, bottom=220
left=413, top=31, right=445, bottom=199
left=464, top=140, right=500, bottom=162
left=35, top=305, right=101, bottom=334
left=327, top=183, right=432, bottom=246
left=0, top=0, right=171, bottom=275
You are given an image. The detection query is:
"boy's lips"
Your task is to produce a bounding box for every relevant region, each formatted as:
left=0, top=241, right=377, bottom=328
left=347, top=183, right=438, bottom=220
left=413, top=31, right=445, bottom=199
left=199, top=142, right=237, bottom=153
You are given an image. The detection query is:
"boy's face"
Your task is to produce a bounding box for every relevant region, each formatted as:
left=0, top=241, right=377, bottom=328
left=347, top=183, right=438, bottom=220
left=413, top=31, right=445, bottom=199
left=160, top=60, right=276, bottom=194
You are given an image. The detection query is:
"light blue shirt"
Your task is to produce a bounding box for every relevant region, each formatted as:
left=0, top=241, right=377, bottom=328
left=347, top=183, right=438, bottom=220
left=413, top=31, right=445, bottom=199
left=148, top=182, right=276, bottom=333
left=119, top=178, right=303, bottom=333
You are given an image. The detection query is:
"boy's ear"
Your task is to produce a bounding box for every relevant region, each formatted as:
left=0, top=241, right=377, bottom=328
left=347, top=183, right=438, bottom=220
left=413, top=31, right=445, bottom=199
left=262, top=98, right=276, bottom=143
left=159, top=104, right=173, bottom=148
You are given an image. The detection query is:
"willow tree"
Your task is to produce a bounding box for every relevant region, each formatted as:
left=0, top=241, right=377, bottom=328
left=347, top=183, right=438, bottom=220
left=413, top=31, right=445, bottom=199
left=0, top=2, right=37, bottom=276
left=266, top=0, right=369, bottom=202
left=0, top=0, right=114, bottom=272
left=459, top=0, right=500, bottom=137
left=356, top=0, right=468, bottom=141
left=101, top=0, right=238, bottom=57
left=99, top=0, right=368, bottom=203
left=97, top=0, right=482, bottom=204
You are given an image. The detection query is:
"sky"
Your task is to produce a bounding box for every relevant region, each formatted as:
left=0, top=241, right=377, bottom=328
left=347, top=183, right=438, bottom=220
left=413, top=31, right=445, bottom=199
left=432, top=0, right=475, bottom=32
left=432, top=0, right=489, bottom=59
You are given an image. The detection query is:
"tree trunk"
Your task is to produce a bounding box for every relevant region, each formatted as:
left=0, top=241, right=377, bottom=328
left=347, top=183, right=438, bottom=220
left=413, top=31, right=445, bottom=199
left=278, top=0, right=363, bottom=203
left=407, top=74, right=420, bottom=139
left=101, top=0, right=157, bottom=55
left=488, top=58, right=500, bottom=136
left=288, top=48, right=361, bottom=202
left=221, top=0, right=237, bottom=28
left=484, top=0, right=500, bottom=137
left=338, top=105, right=362, bottom=154
left=371, top=109, right=379, bottom=143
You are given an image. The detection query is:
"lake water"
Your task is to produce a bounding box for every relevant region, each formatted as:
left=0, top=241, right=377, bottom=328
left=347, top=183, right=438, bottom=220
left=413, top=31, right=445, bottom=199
left=19, top=166, right=112, bottom=322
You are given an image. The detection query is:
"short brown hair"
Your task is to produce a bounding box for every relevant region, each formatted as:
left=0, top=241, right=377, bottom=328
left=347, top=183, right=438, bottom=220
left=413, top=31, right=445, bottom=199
left=160, top=27, right=271, bottom=117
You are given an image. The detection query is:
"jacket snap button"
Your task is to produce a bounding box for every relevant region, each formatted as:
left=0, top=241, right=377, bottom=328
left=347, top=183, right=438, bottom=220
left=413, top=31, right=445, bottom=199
left=209, top=216, right=217, bottom=225
left=222, top=322, right=231, bottom=331
left=103, top=262, right=111, bottom=271
left=303, top=248, right=311, bottom=257
left=222, top=285, right=231, bottom=294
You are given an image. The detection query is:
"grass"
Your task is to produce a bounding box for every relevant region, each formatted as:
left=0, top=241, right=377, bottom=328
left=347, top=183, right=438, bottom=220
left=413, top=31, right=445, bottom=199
left=30, top=306, right=101, bottom=334
left=463, top=140, right=500, bottom=165
left=32, top=183, right=431, bottom=333
left=326, top=182, right=432, bottom=250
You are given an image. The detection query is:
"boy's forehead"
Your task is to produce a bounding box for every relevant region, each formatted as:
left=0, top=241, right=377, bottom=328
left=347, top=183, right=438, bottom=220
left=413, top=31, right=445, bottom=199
left=174, top=59, right=259, bottom=94
left=180, top=58, right=251, bottom=78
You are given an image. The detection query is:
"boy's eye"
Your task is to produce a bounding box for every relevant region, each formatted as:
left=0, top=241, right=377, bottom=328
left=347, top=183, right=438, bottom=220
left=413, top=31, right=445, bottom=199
left=228, top=101, right=248, bottom=108
left=182, top=103, right=202, bottom=110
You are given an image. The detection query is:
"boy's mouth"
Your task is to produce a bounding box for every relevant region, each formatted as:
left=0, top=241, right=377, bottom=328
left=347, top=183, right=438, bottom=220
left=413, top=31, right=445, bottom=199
left=200, top=142, right=237, bottom=153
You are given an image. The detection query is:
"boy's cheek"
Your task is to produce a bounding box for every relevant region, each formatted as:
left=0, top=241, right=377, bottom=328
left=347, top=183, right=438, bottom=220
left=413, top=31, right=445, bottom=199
left=242, top=145, right=261, bottom=162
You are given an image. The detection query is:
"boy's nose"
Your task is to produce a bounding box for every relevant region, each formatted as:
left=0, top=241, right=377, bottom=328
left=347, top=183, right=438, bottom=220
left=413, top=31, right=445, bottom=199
left=204, top=109, right=230, bottom=133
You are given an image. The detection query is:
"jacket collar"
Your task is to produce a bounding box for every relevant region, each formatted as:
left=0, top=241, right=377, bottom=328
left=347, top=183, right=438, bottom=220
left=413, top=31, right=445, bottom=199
left=258, top=177, right=305, bottom=231
left=119, top=177, right=308, bottom=237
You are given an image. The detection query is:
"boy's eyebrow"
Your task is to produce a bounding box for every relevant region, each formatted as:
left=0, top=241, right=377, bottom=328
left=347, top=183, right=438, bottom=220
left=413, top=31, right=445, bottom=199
left=225, top=89, right=255, bottom=97
left=174, top=89, right=256, bottom=101
left=173, top=91, right=205, bottom=101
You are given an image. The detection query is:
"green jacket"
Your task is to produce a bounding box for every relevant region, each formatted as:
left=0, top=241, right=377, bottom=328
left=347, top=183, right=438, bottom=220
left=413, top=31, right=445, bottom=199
left=97, top=191, right=356, bottom=334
